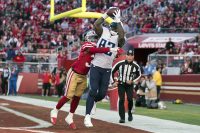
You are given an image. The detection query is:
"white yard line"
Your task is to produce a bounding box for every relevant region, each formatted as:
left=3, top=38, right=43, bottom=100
left=0, top=103, right=54, bottom=133
left=0, top=106, right=52, bottom=129
left=0, top=127, right=55, bottom=133
left=0, top=96, right=200, bottom=133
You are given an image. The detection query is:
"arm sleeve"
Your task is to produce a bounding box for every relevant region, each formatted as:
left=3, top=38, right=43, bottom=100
left=87, top=47, right=110, bottom=54
left=133, top=64, right=142, bottom=82
left=111, top=61, right=122, bottom=83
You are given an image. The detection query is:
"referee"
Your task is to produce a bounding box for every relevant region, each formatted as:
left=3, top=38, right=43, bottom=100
left=111, top=49, right=141, bottom=123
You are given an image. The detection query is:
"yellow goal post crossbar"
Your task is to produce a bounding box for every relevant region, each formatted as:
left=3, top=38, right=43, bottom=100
left=50, top=0, right=113, bottom=23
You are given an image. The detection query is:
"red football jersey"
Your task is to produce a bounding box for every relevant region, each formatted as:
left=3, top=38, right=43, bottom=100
left=72, top=42, right=110, bottom=75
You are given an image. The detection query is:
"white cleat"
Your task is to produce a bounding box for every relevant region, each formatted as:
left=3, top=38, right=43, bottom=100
left=50, top=109, right=58, bottom=125
left=91, top=102, right=96, bottom=115
left=65, top=115, right=76, bottom=129
left=84, top=114, right=93, bottom=127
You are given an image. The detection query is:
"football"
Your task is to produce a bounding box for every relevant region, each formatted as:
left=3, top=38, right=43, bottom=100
left=106, top=7, right=119, bottom=17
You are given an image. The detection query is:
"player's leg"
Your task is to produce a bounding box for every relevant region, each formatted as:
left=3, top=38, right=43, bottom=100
left=95, top=68, right=111, bottom=102
left=65, top=74, right=87, bottom=129
left=125, top=85, right=134, bottom=121
left=50, top=68, right=77, bottom=125
left=84, top=66, right=101, bottom=127
left=118, top=84, right=126, bottom=123
left=71, top=74, right=87, bottom=113
left=91, top=68, right=111, bottom=115
left=65, top=96, right=80, bottom=129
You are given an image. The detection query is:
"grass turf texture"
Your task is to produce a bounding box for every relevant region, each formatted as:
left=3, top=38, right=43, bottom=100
left=23, top=94, right=200, bottom=126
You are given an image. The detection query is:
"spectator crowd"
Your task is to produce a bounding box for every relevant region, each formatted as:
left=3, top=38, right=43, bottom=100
left=0, top=0, right=199, bottom=74
left=129, top=0, right=200, bottom=34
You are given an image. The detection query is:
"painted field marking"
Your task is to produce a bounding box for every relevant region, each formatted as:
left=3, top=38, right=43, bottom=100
left=0, top=106, right=54, bottom=133
left=0, top=127, right=55, bottom=133
left=0, top=103, right=9, bottom=106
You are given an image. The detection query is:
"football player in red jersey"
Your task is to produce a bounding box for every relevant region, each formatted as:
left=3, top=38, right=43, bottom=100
left=50, top=30, right=118, bottom=129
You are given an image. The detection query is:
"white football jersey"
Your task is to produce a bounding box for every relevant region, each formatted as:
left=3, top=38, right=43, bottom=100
left=92, top=27, right=118, bottom=68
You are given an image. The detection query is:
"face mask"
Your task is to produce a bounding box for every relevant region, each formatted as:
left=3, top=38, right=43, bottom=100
left=86, top=36, right=96, bottom=42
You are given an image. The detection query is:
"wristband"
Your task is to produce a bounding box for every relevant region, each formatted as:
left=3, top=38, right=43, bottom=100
left=102, top=13, right=108, bottom=19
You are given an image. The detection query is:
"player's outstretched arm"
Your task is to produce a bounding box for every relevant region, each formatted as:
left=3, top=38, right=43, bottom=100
left=94, top=8, right=112, bottom=37
left=113, top=10, right=125, bottom=47
left=116, top=23, right=125, bottom=47
left=94, top=17, right=104, bottom=37
left=85, top=47, right=119, bottom=54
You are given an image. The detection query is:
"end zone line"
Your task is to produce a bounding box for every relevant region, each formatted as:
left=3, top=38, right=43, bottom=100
left=0, top=106, right=53, bottom=131
left=0, top=127, right=55, bottom=133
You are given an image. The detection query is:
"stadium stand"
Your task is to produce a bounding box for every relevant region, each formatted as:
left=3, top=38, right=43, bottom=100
left=0, top=0, right=200, bottom=105
left=0, top=0, right=199, bottom=74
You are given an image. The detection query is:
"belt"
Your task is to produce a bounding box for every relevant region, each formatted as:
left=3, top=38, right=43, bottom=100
left=118, top=81, right=133, bottom=86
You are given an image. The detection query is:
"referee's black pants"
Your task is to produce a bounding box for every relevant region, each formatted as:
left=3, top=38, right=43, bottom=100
left=118, top=84, right=133, bottom=120
left=1, top=77, right=8, bottom=95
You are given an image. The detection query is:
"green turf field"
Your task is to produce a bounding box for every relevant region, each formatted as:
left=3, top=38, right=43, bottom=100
left=23, top=95, right=200, bottom=126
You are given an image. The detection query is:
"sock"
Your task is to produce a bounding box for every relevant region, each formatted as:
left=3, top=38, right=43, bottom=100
left=68, top=112, right=74, bottom=118
left=56, top=96, right=69, bottom=109
left=86, top=94, right=95, bottom=115
left=70, top=96, right=81, bottom=113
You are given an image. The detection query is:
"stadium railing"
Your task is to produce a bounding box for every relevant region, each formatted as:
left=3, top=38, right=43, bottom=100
left=122, top=5, right=134, bottom=17
left=0, top=53, right=58, bottom=73
left=148, top=53, right=200, bottom=74
left=126, top=28, right=200, bottom=38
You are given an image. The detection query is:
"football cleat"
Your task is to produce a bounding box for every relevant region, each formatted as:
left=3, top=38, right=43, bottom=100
left=65, top=115, right=76, bottom=129
left=119, top=119, right=125, bottom=123
left=84, top=114, right=93, bottom=127
left=50, top=109, right=58, bottom=125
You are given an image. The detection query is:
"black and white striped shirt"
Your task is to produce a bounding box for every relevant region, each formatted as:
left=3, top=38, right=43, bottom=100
left=111, top=60, right=141, bottom=84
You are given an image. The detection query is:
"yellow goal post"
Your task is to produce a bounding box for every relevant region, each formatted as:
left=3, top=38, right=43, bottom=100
left=49, top=0, right=113, bottom=24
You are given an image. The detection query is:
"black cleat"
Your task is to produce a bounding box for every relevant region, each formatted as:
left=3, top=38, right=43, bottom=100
left=119, top=119, right=125, bottom=123
left=128, top=113, right=133, bottom=121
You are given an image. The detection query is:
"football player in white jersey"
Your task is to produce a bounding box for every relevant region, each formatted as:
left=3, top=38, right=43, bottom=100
left=84, top=8, right=125, bottom=127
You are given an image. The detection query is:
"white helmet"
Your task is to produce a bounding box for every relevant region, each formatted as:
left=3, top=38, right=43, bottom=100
left=109, top=22, right=118, bottom=36
left=85, top=30, right=97, bottom=42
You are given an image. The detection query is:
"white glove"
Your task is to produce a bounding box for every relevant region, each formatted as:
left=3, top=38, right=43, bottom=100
left=113, top=9, right=121, bottom=22
left=110, top=47, right=119, bottom=52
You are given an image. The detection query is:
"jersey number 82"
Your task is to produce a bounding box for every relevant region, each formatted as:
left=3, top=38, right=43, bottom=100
left=99, top=38, right=116, bottom=56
